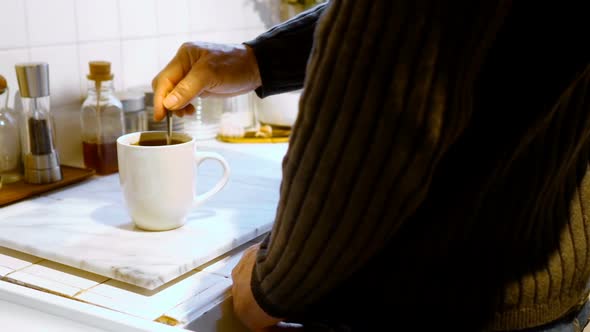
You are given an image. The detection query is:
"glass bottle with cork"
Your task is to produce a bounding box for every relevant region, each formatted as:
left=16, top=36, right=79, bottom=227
left=0, top=74, right=22, bottom=184
left=80, top=61, right=124, bottom=174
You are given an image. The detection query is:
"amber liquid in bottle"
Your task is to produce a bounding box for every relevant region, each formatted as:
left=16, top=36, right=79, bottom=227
left=83, top=141, right=118, bottom=174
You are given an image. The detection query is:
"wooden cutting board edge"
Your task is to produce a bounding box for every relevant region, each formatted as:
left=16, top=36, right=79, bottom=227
left=0, top=166, right=96, bottom=207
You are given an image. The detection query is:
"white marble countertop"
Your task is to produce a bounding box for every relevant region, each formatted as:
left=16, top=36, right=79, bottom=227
left=0, top=140, right=288, bottom=330
left=0, top=140, right=285, bottom=290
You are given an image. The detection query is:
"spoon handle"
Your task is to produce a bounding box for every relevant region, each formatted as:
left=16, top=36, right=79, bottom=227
left=166, top=111, right=172, bottom=145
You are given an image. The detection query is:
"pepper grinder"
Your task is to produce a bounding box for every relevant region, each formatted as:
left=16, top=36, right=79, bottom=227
left=15, top=62, right=62, bottom=184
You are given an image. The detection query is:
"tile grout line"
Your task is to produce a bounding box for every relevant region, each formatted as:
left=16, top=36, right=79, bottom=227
left=116, top=0, right=126, bottom=90
left=2, top=258, right=46, bottom=279
left=1, top=276, right=141, bottom=321
left=5, top=269, right=99, bottom=293
left=185, top=0, right=191, bottom=36
left=0, top=28, right=261, bottom=52
left=71, top=0, right=83, bottom=100
left=22, top=0, right=32, bottom=62
left=72, top=277, right=112, bottom=298
left=2, top=258, right=108, bottom=298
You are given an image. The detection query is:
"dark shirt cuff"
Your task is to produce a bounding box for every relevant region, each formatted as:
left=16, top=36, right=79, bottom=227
left=243, top=3, right=327, bottom=98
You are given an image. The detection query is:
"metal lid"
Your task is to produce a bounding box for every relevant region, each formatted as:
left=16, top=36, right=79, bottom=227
left=15, top=62, right=50, bottom=98
left=118, top=91, right=145, bottom=112
left=0, top=75, right=6, bottom=93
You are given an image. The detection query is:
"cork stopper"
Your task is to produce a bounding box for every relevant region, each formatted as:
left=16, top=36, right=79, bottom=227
left=87, top=61, right=113, bottom=82
left=0, top=75, right=6, bottom=94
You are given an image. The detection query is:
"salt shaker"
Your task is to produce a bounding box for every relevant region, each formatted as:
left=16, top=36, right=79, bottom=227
left=0, top=75, right=22, bottom=184
left=15, top=63, right=62, bottom=184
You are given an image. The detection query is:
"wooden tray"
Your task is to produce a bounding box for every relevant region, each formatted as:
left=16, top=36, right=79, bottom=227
left=216, top=135, right=289, bottom=144
left=217, top=124, right=291, bottom=144
left=0, top=166, right=95, bottom=207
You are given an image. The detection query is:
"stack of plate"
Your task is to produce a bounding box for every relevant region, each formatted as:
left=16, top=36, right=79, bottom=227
left=183, top=97, right=223, bottom=140
left=183, top=118, right=219, bottom=140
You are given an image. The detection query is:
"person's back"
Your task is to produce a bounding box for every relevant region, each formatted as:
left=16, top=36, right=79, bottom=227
left=297, top=2, right=590, bottom=330
left=151, top=0, right=590, bottom=330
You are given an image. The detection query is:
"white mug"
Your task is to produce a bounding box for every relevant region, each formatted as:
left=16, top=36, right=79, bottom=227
left=116, top=131, right=230, bottom=231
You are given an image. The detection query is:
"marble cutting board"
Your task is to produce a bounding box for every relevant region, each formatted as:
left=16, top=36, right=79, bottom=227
left=0, top=147, right=283, bottom=290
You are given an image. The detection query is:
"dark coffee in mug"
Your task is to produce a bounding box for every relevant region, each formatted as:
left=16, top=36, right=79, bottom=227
left=133, top=139, right=184, bottom=146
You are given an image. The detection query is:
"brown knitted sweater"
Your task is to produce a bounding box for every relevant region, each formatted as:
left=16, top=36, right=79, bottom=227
left=245, top=1, right=590, bottom=330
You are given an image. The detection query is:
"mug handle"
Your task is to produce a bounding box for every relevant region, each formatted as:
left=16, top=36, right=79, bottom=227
left=193, top=151, right=231, bottom=207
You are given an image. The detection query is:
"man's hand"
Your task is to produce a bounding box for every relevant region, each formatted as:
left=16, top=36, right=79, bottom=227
left=231, top=244, right=282, bottom=332
left=151, top=42, right=261, bottom=121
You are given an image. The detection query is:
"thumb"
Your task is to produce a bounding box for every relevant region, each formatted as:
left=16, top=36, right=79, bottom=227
left=163, top=65, right=210, bottom=110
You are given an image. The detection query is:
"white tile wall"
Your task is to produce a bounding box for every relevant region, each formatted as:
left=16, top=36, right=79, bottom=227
left=75, top=0, right=120, bottom=42
left=26, top=0, right=77, bottom=46
left=0, top=0, right=28, bottom=49
left=0, top=0, right=269, bottom=108
left=157, top=34, right=189, bottom=69
left=31, top=44, right=81, bottom=105
left=156, top=0, right=190, bottom=35
left=30, top=44, right=81, bottom=107
left=242, top=27, right=268, bottom=42
left=121, top=38, right=158, bottom=89
left=0, top=0, right=271, bottom=164
left=190, top=30, right=252, bottom=45
left=0, top=49, right=30, bottom=101
left=187, top=0, right=220, bottom=33
left=119, top=0, right=157, bottom=38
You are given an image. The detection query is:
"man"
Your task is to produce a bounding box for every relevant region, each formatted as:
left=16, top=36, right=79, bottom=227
left=152, top=1, right=590, bottom=330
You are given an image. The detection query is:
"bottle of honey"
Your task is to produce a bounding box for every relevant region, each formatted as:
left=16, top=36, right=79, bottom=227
left=80, top=61, right=124, bottom=175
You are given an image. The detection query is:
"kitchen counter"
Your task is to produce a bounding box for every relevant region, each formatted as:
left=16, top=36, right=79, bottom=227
left=0, top=140, right=288, bottom=331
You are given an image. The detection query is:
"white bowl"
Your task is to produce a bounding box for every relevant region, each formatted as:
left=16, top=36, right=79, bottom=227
left=255, top=90, right=301, bottom=127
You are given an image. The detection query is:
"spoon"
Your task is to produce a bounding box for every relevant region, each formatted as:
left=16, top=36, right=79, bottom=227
left=166, top=110, right=172, bottom=145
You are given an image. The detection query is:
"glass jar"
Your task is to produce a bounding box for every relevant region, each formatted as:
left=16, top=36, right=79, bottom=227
left=118, top=91, right=147, bottom=134
left=80, top=61, right=124, bottom=175
left=218, top=92, right=259, bottom=138
left=0, top=75, right=22, bottom=184
left=184, top=97, right=223, bottom=140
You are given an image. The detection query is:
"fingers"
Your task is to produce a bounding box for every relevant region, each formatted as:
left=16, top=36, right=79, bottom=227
left=152, top=57, right=186, bottom=121
left=172, top=103, right=195, bottom=118
left=199, top=90, right=254, bottom=98
left=163, top=63, right=210, bottom=112
left=184, top=102, right=196, bottom=115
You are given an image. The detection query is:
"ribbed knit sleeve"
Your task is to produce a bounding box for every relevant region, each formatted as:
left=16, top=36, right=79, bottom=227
left=251, top=0, right=509, bottom=318
left=243, top=3, right=327, bottom=98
